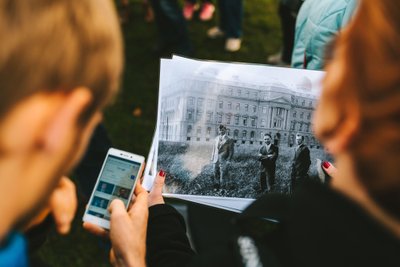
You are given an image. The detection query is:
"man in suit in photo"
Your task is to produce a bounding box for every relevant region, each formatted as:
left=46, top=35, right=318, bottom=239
left=258, top=133, right=279, bottom=192
left=291, top=133, right=311, bottom=192
left=211, top=124, right=234, bottom=189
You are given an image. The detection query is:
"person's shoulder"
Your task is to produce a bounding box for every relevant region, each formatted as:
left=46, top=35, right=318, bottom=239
left=300, top=144, right=309, bottom=149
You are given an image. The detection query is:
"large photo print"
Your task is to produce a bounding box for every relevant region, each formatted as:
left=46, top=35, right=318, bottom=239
left=157, top=57, right=329, bottom=199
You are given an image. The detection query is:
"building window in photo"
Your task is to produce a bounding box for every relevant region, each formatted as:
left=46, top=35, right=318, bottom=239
left=235, top=116, right=239, bottom=125
left=226, top=114, right=231, bottom=125
left=197, top=98, right=204, bottom=107
left=234, top=129, right=239, bottom=139
left=217, top=113, right=222, bottom=123
left=206, top=112, right=212, bottom=122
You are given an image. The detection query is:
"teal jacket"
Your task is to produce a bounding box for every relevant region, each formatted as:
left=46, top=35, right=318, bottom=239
left=291, top=0, right=358, bottom=70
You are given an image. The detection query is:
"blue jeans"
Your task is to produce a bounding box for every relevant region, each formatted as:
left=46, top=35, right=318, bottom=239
left=218, top=0, right=243, bottom=38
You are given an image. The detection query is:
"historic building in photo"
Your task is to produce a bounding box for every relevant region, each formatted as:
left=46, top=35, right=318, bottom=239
left=159, top=75, right=321, bottom=148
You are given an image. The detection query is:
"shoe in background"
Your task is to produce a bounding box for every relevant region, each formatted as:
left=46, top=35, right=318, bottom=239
left=225, top=38, right=241, bottom=52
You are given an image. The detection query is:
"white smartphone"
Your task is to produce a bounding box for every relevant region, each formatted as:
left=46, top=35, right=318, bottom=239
left=83, top=148, right=145, bottom=229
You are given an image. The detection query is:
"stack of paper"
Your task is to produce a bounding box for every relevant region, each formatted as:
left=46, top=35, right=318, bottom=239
left=143, top=56, right=326, bottom=212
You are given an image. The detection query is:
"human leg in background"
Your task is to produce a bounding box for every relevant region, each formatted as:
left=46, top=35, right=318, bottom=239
left=208, top=0, right=243, bottom=52
left=150, top=0, right=193, bottom=56
left=267, top=0, right=301, bottom=65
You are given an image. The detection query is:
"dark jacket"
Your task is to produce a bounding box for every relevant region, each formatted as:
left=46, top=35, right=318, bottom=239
left=258, top=144, right=279, bottom=172
left=146, top=182, right=400, bottom=267
left=291, top=144, right=311, bottom=180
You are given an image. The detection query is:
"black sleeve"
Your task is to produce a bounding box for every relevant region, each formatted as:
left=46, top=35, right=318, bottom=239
left=146, top=204, right=240, bottom=267
left=146, top=204, right=195, bottom=267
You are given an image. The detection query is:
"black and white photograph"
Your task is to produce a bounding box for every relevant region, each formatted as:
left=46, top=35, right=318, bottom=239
left=155, top=57, right=330, bottom=199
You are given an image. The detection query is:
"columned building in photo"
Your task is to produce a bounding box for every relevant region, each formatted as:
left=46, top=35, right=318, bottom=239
left=159, top=75, right=320, bottom=148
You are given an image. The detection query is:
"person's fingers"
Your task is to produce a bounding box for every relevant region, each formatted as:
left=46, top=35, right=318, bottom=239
left=128, top=188, right=149, bottom=220
left=134, top=181, right=146, bottom=195
left=152, top=170, right=166, bottom=192
left=109, top=249, right=116, bottom=267
left=139, top=162, right=146, bottom=184
left=148, top=171, right=166, bottom=207
left=322, top=161, right=337, bottom=178
left=109, top=199, right=128, bottom=216
left=83, top=222, right=109, bottom=238
left=127, top=181, right=146, bottom=209
left=50, top=177, right=77, bottom=234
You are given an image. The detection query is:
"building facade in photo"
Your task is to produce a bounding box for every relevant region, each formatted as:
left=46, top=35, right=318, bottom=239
left=159, top=75, right=321, bottom=148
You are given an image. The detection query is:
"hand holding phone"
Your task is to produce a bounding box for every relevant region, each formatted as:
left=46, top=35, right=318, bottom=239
left=83, top=148, right=145, bottom=229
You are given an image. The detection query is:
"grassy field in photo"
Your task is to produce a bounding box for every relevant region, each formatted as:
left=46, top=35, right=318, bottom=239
left=158, top=141, right=329, bottom=198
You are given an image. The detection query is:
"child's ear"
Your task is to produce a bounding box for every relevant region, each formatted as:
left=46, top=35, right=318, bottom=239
left=40, top=87, right=93, bottom=153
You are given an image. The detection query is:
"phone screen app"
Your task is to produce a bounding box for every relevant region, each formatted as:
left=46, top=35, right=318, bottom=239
left=88, top=155, right=141, bottom=219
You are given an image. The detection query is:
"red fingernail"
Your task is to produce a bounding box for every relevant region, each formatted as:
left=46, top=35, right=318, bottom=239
left=159, top=170, right=165, bottom=177
left=322, top=161, right=331, bottom=168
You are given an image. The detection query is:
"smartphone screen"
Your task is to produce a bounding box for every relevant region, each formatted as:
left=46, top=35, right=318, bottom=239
left=86, top=154, right=141, bottom=220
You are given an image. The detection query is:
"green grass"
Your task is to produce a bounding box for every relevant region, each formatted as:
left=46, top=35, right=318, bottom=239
left=158, top=142, right=329, bottom=198
left=34, top=0, right=282, bottom=266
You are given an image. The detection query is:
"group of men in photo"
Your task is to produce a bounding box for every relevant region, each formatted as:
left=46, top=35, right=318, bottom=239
left=211, top=124, right=311, bottom=193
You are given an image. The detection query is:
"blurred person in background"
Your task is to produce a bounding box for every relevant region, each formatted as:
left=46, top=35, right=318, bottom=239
left=291, top=0, right=357, bottom=70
